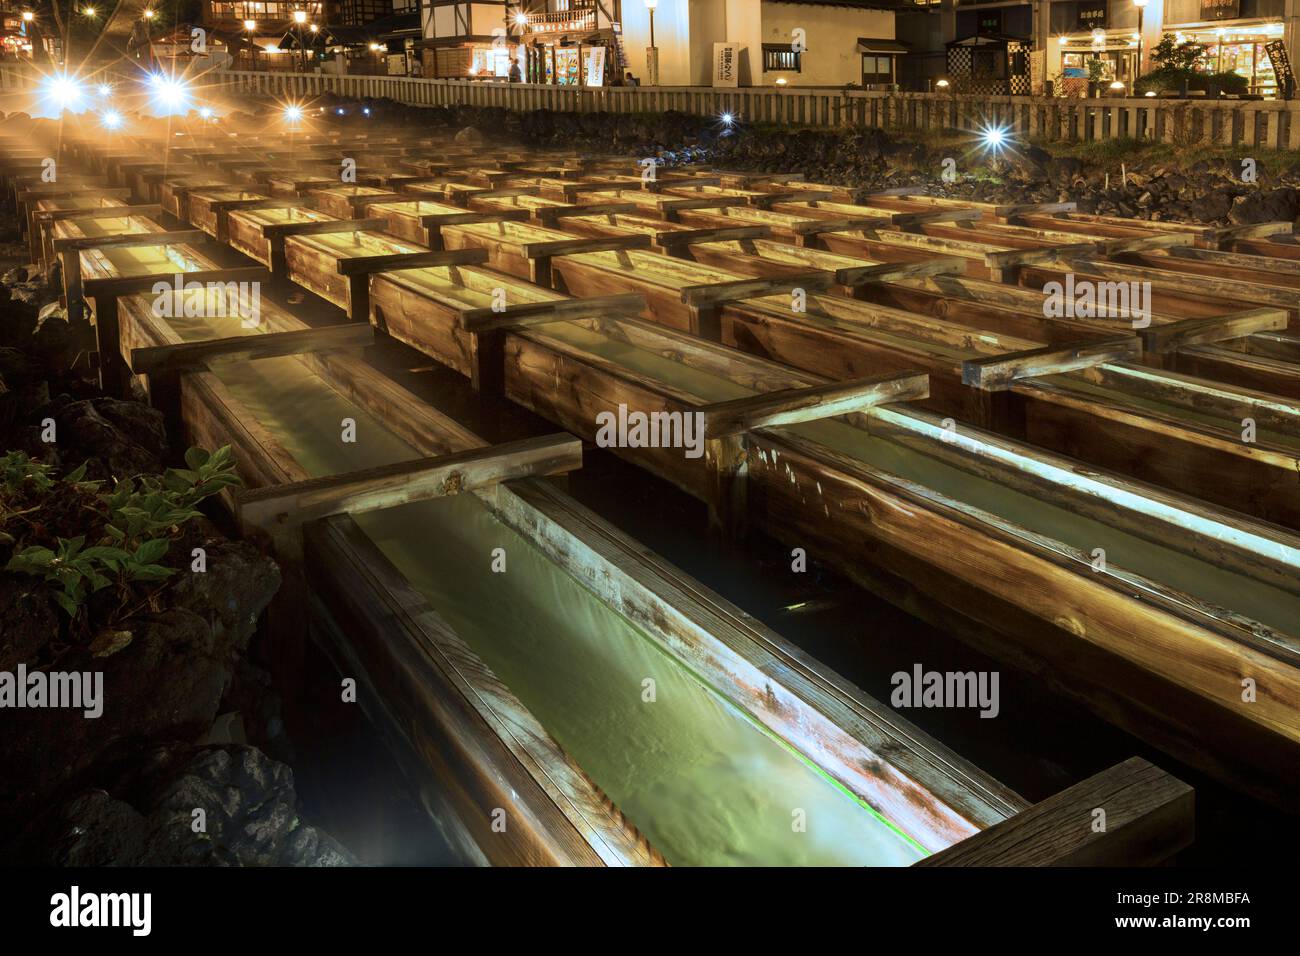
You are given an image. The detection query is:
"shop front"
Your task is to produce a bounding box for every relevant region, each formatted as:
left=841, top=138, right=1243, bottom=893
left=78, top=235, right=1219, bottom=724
left=1162, top=19, right=1287, bottom=96
left=522, top=38, right=608, bottom=86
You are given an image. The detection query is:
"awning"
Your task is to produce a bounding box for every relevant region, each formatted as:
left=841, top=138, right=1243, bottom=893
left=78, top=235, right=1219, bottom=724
left=857, top=38, right=908, bottom=54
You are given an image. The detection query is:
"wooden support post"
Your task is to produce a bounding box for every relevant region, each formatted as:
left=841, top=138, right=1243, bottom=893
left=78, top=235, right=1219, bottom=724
left=236, top=433, right=583, bottom=531
left=261, top=216, right=386, bottom=275
left=962, top=337, right=1143, bottom=391
left=917, top=757, right=1193, bottom=866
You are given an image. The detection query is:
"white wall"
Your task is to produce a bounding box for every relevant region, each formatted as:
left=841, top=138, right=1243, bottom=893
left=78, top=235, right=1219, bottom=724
left=621, top=0, right=699, bottom=86
left=759, top=2, right=894, bottom=87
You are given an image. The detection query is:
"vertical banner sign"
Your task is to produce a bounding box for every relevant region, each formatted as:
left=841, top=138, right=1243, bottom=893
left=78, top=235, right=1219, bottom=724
left=713, top=42, right=739, bottom=87
left=1265, top=40, right=1294, bottom=98
left=587, top=46, right=606, bottom=86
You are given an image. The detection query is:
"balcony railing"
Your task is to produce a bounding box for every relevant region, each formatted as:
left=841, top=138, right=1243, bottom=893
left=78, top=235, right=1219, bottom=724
left=524, top=9, right=597, bottom=34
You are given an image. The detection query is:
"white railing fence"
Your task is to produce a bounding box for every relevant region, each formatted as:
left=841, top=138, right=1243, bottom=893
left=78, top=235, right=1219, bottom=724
left=4, top=64, right=1299, bottom=148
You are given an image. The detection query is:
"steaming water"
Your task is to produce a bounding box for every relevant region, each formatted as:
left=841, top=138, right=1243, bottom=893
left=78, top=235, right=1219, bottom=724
left=160, top=308, right=927, bottom=867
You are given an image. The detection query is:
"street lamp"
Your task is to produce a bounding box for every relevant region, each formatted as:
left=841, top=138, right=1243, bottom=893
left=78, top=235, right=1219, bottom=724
left=143, top=9, right=154, bottom=19
left=644, top=0, right=658, bottom=86
left=1132, top=0, right=1148, bottom=94
left=293, top=10, right=308, bottom=73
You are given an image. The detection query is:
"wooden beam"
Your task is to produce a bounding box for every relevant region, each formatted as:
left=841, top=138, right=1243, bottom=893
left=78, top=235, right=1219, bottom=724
left=419, top=208, right=532, bottom=227
left=655, top=225, right=771, bottom=247
left=892, top=208, right=982, bottom=227
left=34, top=203, right=162, bottom=223
left=699, top=372, right=930, bottom=438
left=237, top=433, right=583, bottom=530
left=53, top=229, right=208, bottom=252
left=836, top=256, right=967, bottom=286
left=962, top=337, right=1143, bottom=391
left=519, top=233, right=651, bottom=259
left=1140, top=308, right=1289, bottom=353
left=335, top=247, right=489, bottom=276
left=917, top=757, right=1193, bottom=866
left=995, top=201, right=1078, bottom=218
left=789, top=215, right=893, bottom=236
left=458, top=292, right=645, bottom=333
left=260, top=217, right=385, bottom=239
left=750, top=190, right=829, bottom=208
left=129, top=323, right=375, bottom=376
left=680, top=270, right=836, bottom=307
left=534, top=202, right=638, bottom=226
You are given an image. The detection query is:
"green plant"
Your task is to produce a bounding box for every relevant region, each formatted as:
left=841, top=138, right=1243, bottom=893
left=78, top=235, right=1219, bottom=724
left=2, top=446, right=241, bottom=628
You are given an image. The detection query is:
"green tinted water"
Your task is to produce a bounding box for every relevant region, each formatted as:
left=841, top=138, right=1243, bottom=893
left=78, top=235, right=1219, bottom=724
left=160, top=307, right=927, bottom=867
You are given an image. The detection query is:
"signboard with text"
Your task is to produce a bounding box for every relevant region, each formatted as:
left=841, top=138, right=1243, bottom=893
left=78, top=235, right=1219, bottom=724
left=1199, top=0, right=1241, bottom=20
left=1076, top=5, right=1107, bottom=31
left=713, top=42, right=738, bottom=87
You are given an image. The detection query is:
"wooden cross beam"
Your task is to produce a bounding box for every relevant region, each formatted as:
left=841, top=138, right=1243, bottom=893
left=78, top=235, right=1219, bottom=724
left=994, top=201, right=1078, bottom=218
left=892, top=207, right=983, bottom=228
left=129, top=323, right=375, bottom=377
left=679, top=270, right=837, bottom=307
left=962, top=337, right=1143, bottom=391
left=519, top=233, right=651, bottom=260
left=534, top=202, right=639, bottom=226
left=655, top=225, right=772, bottom=248
left=789, top=215, right=893, bottom=237
left=260, top=217, right=385, bottom=240
left=1205, top=221, right=1295, bottom=243
left=236, top=432, right=583, bottom=531
left=1138, top=308, right=1289, bottom=353
left=334, top=246, right=490, bottom=276
left=54, top=229, right=208, bottom=253
left=916, top=757, right=1193, bottom=866
left=749, top=190, right=829, bottom=208
left=418, top=207, right=532, bottom=228
left=698, top=371, right=930, bottom=438
left=35, top=203, right=162, bottom=223
left=458, top=292, right=646, bottom=334
left=836, top=256, right=967, bottom=287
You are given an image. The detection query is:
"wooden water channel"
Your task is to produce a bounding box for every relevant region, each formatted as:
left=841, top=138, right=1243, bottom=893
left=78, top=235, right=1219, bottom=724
left=14, top=113, right=1300, bottom=864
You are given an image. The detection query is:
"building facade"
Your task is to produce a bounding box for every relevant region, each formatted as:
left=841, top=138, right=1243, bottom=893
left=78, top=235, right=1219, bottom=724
left=419, top=0, right=906, bottom=87
left=900, top=0, right=1299, bottom=96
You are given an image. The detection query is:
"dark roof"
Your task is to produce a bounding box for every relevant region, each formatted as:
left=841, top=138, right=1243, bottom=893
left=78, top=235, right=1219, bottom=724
left=366, top=12, right=420, bottom=38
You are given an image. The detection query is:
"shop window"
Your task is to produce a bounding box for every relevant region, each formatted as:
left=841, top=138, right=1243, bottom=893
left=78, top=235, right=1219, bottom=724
left=763, top=44, right=801, bottom=73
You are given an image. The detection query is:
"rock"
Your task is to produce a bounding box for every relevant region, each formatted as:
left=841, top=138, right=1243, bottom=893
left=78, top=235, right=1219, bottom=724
left=1229, top=187, right=1299, bottom=225
left=453, top=126, right=484, bottom=145
left=25, top=396, right=167, bottom=479
left=1047, top=156, right=1083, bottom=184
left=6, top=744, right=355, bottom=866
left=1189, top=187, right=1235, bottom=222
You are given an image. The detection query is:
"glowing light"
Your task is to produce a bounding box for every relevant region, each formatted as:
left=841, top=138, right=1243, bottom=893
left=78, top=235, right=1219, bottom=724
left=719, top=112, right=733, bottom=125
left=97, top=84, right=111, bottom=97
left=244, top=19, right=256, bottom=30
left=293, top=9, right=307, bottom=24
left=369, top=43, right=381, bottom=51
left=101, top=111, right=122, bottom=129
left=935, top=78, right=949, bottom=89
left=22, top=11, right=33, bottom=22
left=147, top=74, right=191, bottom=113
left=978, top=123, right=1011, bottom=153
left=1144, top=90, right=1157, bottom=97
left=1110, top=80, right=1126, bottom=90
left=363, top=108, right=371, bottom=115
left=514, top=12, right=528, bottom=25
left=42, top=74, right=85, bottom=112
left=284, top=105, right=303, bottom=121
left=336, top=108, right=345, bottom=114
left=309, top=23, right=318, bottom=32
left=266, top=46, right=280, bottom=53
left=775, top=77, right=787, bottom=86
left=143, top=8, right=155, bottom=18
left=199, top=106, right=213, bottom=118
left=83, top=6, right=96, bottom=16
